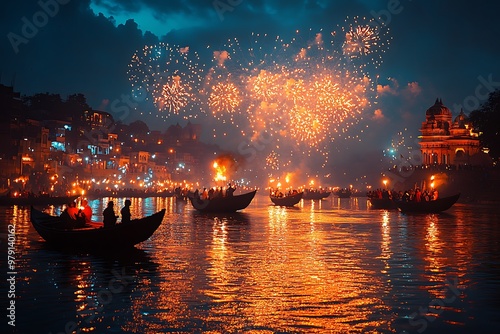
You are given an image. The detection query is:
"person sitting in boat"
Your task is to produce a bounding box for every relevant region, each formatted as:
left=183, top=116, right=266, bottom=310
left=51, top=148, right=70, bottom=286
left=60, top=202, right=78, bottom=228
left=217, top=187, right=224, bottom=198
left=402, top=191, right=410, bottom=202
left=103, top=201, right=118, bottom=228
left=415, top=188, right=422, bottom=202
left=201, top=188, right=208, bottom=200
left=67, top=201, right=79, bottom=220
left=75, top=210, right=86, bottom=228
left=226, top=184, right=236, bottom=197
left=81, top=199, right=92, bottom=225
left=120, top=199, right=132, bottom=224
left=431, top=189, right=438, bottom=200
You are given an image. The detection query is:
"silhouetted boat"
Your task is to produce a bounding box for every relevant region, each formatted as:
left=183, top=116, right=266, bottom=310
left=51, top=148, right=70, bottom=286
left=302, top=190, right=331, bottom=200
left=396, top=193, right=460, bottom=213
left=189, top=190, right=257, bottom=212
left=0, top=194, right=79, bottom=206
left=270, top=192, right=303, bottom=207
left=369, top=198, right=398, bottom=210
left=30, top=207, right=166, bottom=249
left=334, top=189, right=352, bottom=198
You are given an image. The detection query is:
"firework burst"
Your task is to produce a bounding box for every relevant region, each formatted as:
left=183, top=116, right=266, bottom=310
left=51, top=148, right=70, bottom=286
left=128, top=43, right=204, bottom=119
left=208, top=81, right=242, bottom=119
left=341, top=16, right=391, bottom=69
left=127, top=16, right=390, bottom=172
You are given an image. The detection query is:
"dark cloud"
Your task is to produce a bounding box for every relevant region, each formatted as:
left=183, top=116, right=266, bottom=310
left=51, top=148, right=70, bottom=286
left=1, top=0, right=157, bottom=112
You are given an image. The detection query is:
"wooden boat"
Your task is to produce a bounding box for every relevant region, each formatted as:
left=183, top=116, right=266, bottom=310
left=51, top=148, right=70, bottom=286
left=30, top=207, right=166, bottom=249
left=0, top=194, right=79, bottom=206
left=334, top=189, right=352, bottom=198
left=302, top=190, right=331, bottom=200
left=396, top=193, right=460, bottom=213
left=369, top=197, right=398, bottom=210
left=189, top=190, right=257, bottom=213
left=270, top=192, right=303, bottom=207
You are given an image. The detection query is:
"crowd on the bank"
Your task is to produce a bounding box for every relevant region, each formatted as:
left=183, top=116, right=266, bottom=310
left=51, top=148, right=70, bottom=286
left=367, top=188, right=439, bottom=202
left=2, top=190, right=55, bottom=198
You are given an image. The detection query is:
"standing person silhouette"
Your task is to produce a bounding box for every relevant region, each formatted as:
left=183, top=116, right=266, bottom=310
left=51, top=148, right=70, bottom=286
left=120, top=199, right=132, bottom=224
left=103, top=201, right=118, bottom=228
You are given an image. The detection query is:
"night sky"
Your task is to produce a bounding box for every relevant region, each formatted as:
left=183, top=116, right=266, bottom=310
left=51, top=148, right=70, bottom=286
left=1, top=0, right=499, bottom=184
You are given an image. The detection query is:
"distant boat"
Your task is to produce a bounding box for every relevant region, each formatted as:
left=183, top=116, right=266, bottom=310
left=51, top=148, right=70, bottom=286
left=368, top=197, right=398, bottom=210
left=396, top=193, right=460, bottom=213
left=189, top=190, right=257, bottom=213
left=270, top=192, right=303, bottom=207
left=302, top=190, right=331, bottom=200
left=0, top=194, right=79, bottom=206
left=335, top=189, right=352, bottom=198
left=30, top=207, right=166, bottom=249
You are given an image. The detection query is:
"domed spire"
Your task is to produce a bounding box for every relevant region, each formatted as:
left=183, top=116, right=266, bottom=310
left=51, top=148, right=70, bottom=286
left=452, top=108, right=468, bottom=128
left=426, top=98, right=451, bottom=116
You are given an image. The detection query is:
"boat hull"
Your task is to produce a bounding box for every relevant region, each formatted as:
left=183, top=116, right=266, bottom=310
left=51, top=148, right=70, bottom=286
left=302, top=191, right=331, bottom=200
left=334, top=191, right=352, bottom=198
left=30, top=207, right=165, bottom=249
left=189, top=190, right=257, bottom=212
left=396, top=193, right=460, bottom=213
left=369, top=198, right=398, bottom=210
left=270, top=192, right=303, bottom=206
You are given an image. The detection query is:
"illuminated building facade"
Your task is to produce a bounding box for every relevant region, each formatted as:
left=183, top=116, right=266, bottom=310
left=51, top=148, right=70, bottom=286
left=419, top=98, right=481, bottom=165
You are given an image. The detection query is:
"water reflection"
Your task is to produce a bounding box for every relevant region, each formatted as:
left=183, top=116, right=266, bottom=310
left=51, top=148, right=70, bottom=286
left=2, top=199, right=500, bottom=333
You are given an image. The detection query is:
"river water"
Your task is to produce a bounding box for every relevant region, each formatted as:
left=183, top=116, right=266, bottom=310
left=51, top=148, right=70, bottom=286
left=1, top=194, right=500, bottom=333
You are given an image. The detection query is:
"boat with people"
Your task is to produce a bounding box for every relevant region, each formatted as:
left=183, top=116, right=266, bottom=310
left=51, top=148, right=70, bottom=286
left=395, top=193, right=460, bottom=213
left=30, top=207, right=166, bottom=249
left=270, top=192, right=303, bottom=207
left=334, top=188, right=352, bottom=198
left=189, top=189, right=257, bottom=213
left=0, top=194, right=80, bottom=206
left=302, top=189, right=331, bottom=200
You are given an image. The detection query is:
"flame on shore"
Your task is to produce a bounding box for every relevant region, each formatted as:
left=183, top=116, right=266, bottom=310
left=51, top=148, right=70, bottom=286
left=212, top=154, right=239, bottom=183
left=213, top=162, right=227, bottom=182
